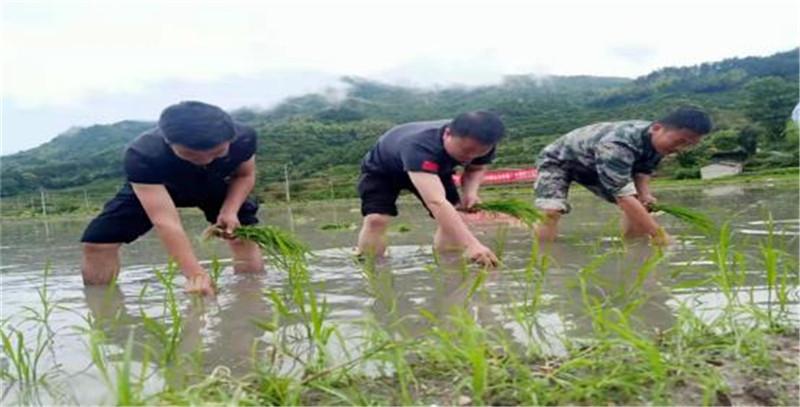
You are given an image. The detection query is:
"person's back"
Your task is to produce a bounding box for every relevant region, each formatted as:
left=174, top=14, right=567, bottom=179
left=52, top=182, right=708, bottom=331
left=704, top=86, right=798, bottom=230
left=81, top=101, right=266, bottom=296
left=533, top=107, right=713, bottom=243
left=541, top=120, right=652, bottom=166
left=361, top=120, right=451, bottom=177
left=123, top=123, right=256, bottom=203
left=538, top=120, right=661, bottom=201
left=355, top=111, right=505, bottom=266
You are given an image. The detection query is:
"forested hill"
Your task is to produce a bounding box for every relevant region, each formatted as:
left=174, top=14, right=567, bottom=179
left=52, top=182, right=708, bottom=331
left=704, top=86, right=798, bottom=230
left=2, top=48, right=797, bottom=197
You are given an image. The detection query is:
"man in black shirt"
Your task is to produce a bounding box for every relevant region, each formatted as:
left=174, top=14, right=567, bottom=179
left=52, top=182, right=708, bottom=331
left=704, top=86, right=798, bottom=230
left=356, top=111, right=505, bottom=266
left=80, top=101, right=263, bottom=296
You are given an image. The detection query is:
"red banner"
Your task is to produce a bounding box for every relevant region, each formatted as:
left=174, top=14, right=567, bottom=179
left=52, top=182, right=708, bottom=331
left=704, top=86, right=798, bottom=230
left=452, top=168, right=538, bottom=186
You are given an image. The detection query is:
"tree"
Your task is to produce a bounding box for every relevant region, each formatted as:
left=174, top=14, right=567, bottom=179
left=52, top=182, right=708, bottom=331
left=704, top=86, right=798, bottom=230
left=783, top=120, right=799, bottom=150
left=737, top=126, right=760, bottom=156
left=744, top=77, right=797, bottom=143
left=709, top=130, right=740, bottom=151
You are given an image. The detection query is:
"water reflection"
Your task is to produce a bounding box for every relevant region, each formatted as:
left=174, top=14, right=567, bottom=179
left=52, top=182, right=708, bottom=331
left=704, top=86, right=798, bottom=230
left=1, top=184, right=798, bottom=404
left=82, top=272, right=272, bottom=381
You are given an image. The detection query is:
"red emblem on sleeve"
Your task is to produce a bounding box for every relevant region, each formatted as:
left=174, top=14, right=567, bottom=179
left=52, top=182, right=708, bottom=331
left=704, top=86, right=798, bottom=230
left=421, top=160, right=440, bottom=172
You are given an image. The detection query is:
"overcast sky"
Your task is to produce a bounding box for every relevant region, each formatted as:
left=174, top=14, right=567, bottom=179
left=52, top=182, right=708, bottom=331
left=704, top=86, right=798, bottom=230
left=2, top=0, right=798, bottom=154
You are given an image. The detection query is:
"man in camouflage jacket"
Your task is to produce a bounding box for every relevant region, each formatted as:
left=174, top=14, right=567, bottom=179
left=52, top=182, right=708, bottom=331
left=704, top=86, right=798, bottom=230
left=534, top=107, right=713, bottom=244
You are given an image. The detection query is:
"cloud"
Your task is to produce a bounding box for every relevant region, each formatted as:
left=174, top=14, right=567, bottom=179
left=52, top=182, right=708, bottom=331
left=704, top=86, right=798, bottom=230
left=1, top=70, right=339, bottom=155
left=4, top=0, right=797, bottom=108
left=1, top=0, right=797, bottom=153
left=608, top=45, right=658, bottom=65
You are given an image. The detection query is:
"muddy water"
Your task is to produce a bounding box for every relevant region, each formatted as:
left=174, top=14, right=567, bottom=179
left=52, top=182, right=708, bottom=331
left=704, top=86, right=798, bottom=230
left=1, top=182, right=798, bottom=404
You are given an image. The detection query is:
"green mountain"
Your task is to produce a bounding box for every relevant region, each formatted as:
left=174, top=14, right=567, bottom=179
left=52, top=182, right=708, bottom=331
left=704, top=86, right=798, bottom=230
left=2, top=49, right=797, bottom=199
left=2, top=121, right=153, bottom=195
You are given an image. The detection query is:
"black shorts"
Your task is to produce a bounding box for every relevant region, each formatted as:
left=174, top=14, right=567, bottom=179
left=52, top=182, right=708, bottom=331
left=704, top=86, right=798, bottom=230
left=81, top=183, right=260, bottom=244
left=357, top=171, right=460, bottom=217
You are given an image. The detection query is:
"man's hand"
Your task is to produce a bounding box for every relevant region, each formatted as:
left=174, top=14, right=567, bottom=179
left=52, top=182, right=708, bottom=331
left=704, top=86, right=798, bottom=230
left=216, top=210, right=241, bottom=239
left=466, top=242, right=499, bottom=267
left=617, top=195, right=662, bottom=239
left=649, top=227, right=672, bottom=247
left=217, top=156, right=256, bottom=238
left=132, top=183, right=215, bottom=295
left=638, top=193, right=657, bottom=210
left=184, top=271, right=215, bottom=296
left=459, top=165, right=487, bottom=212
left=634, top=174, right=655, bottom=210
left=408, top=171, right=497, bottom=267
left=458, top=194, right=482, bottom=212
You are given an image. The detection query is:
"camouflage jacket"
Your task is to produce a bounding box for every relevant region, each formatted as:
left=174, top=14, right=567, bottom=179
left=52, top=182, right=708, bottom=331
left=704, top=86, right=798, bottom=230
left=537, top=120, right=663, bottom=199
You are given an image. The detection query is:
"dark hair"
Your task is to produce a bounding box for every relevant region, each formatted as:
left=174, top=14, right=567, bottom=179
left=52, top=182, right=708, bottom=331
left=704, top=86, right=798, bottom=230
left=158, top=101, right=235, bottom=150
left=656, top=107, right=713, bottom=135
left=449, top=111, right=505, bottom=145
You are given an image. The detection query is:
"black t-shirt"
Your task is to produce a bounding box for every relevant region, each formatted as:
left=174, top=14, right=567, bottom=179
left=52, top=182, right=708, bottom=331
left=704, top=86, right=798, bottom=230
left=123, top=122, right=256, bottom=202
left=361, top=120, right=495, bottom=178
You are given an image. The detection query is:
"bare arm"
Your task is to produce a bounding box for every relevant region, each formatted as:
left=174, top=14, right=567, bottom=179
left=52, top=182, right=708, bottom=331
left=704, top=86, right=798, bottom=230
left=220, top=157, right=256, bottom=217
left=616, top=195, right=662, bottom=237
left=216, top=157, right=257, bottom=235
left=459, top=164, right=487, bottom=209
left=408, top=171, right=497, bottom=266
left=131, top=183, right=213, bottom=294
left=633, top=173, right=656, bottom=206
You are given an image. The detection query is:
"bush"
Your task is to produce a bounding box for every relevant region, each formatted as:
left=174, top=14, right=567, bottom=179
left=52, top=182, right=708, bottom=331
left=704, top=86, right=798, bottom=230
left=709, top=130, right=740, bottom=151
left=746, top=151, right=799, bottom=171
left=672, top=167, right=701, bottom=179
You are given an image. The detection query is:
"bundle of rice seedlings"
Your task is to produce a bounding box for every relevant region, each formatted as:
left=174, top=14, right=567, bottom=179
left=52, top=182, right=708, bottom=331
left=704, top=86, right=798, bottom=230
left=391, top=223, right=412, bottom=233
left=473, top=199, right=542, bottom=227
left=203, top=225, right=310, bottom=269
left=319, top=222, right=356, bottom=231
left=650, top=203, right=717, bottom=235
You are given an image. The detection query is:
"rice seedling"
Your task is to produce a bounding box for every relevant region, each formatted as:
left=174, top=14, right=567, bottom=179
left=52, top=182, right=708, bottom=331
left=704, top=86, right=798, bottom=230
left=415, top=308, right=489, bottom=404
left=473, top=198, right=542, bottom=227
left=319, top=222, right=356, bottom=231
left=20, top=266, right=57, bottom=332
left=491, top=224, right=509, bottom=261
left=504, top=237, right=552, bottom=354
left=141, top=263, right=184, bottom=368
left=465, top=268, right=489, bottom=305
left=650, top=202, right=717, bottom=235
left=567, top=255, right=680, bottom=403
left=761, top=216, right=780, bottom=325
left=209, top=255, right=223, bottom=287
left=204, top=224, right=310, bottom=270
left=285, top=268, right=336, bottom=373
left=391, top=223, right=412, bottom=233
left=1, top=328, right=47, bottom=386
left=358, top=327, right=416, bottom=405
left=114, top=329, right=142, bottom=406
left=4, top=199, right=799, bottom=406
left=707, top=222, right=750, bottom=311
left=87, top=324, right=152, bottom=405
left=1, top=266, right=59, bottom=393
left=757, top=213, right=796, bottom=328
